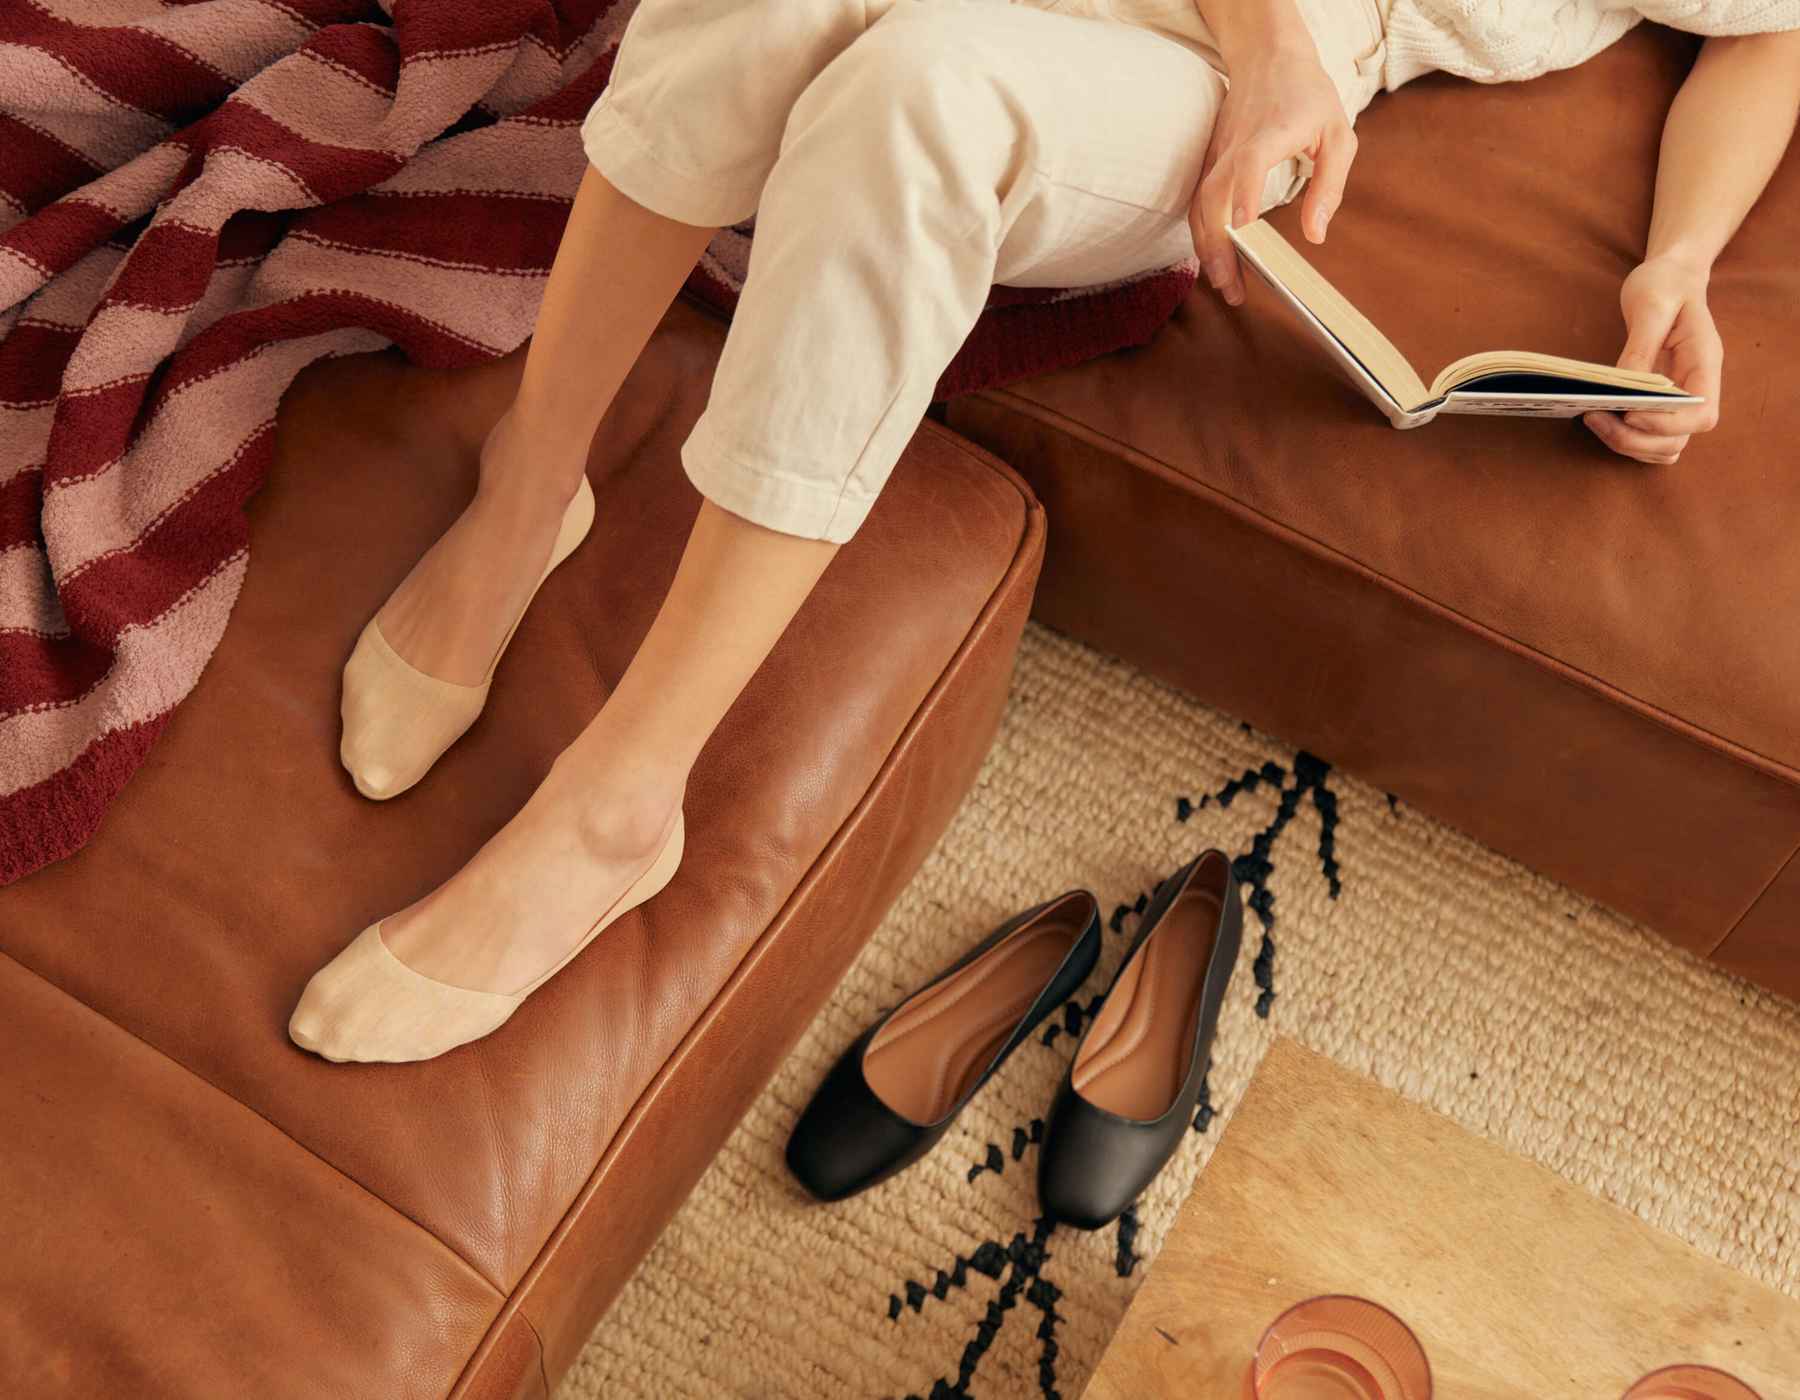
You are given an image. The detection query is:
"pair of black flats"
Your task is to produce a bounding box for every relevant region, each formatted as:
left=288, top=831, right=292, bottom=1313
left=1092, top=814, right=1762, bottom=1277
left=785, top=850, right=1243, bottom=1229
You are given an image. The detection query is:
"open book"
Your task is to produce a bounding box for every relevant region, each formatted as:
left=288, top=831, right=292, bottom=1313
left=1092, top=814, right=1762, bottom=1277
left=1228, top=220, right=1701, bottom=430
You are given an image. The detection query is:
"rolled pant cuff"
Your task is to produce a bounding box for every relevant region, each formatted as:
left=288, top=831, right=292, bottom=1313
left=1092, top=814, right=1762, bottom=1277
left=682, top=425, right=877, bottom=544
left=580, top=97, right=765, bottom=228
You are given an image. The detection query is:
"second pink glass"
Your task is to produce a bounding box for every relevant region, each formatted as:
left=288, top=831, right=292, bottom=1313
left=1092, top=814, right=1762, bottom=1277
left=1622, top=1364, right=1764, bottom=1400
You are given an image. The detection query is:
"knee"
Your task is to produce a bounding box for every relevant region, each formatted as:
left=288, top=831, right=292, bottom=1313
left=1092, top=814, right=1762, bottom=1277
left=779, top=8, right=1030, bottom=196
left=822, top=6, right=974, bottom=97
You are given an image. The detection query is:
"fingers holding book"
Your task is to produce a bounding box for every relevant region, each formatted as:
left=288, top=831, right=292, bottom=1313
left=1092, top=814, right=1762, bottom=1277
left=1584, top=411, right=1691, bottom=466
left=1585, top=257, right=1725, bottom=464
left=1189, top=46, right=1359, bottom=308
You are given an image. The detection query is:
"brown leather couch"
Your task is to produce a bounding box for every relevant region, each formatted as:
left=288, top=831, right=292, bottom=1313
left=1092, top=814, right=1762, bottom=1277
left=0, top=302, right=1043, bottom=1396
left=6, top=26, right=1795, bottom=1400
left=949, top=27, right=1800, bottom=1002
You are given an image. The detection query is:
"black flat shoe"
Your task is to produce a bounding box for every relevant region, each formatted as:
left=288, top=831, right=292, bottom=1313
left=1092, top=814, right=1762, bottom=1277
left=1037, top=851, right=1241, bottom=1230
left=786, top=890, right=1102, bottom=1202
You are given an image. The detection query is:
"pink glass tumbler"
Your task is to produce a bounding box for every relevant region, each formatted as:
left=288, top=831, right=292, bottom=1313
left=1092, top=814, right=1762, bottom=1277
left=1248, top=1295, right=1432, bottom=1400
left=1622, top=1365, right=1764, bottom=1400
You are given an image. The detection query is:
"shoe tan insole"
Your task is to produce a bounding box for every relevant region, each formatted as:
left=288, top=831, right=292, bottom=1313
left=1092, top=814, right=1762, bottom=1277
left=864, top=915, right=1082, bottom=1126
left=1071, top=890, right=1219, bottom=1120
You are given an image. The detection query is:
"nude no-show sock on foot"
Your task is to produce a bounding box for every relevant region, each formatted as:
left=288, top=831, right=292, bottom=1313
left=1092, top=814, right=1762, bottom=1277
left=289, top=810, right=684, bottom=1064
left=339, top=473, right=597, bottom=800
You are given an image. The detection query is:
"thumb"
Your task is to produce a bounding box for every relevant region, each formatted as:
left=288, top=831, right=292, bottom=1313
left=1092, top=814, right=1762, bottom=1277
left=1618, top=293, right=1678, bottom=373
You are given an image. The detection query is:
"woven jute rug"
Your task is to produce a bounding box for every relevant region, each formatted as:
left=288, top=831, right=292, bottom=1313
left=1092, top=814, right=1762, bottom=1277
left=565, top=624, right=1800, bottom=1400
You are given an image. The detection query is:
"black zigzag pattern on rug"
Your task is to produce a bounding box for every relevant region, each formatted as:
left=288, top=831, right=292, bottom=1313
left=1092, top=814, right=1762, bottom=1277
left=885, top=744, right=1353, bottom=1398
left=1177, top=748, right=1344, bottom=1018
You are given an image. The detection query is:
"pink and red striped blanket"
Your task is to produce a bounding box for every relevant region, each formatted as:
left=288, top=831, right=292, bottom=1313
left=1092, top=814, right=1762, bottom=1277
left=0, top=0, right=1195, bottom=886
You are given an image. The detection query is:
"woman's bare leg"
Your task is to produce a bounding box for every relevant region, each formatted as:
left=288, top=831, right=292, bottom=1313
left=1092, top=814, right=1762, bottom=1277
left=373, top=169, right=716, bottom=688
left=380, top=502, right=836, bottom=991
left=300, top=3, right=1248, bottom=1042
left=375, top=11, right=1223, bottom=990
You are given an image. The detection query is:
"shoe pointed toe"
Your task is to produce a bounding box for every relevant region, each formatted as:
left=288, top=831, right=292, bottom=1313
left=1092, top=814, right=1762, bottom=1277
left=784, top=1117, right=884, bottom=1203
left=784, top=1037, right=929, bottom=1203
left=1036, top=1092, right=1142, bottom=1230
left=786, top=890, right=1103, bottom=1203
left=1037, top=1184, right=1123, bottom=1233
left=1036, top=853, right=1243, bottom=1231
left=785, top=1039, right=929, bottom=1201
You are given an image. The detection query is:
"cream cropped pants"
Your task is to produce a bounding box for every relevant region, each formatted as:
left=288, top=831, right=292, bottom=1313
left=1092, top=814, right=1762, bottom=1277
left=581, top=0, right=1387, bottom=542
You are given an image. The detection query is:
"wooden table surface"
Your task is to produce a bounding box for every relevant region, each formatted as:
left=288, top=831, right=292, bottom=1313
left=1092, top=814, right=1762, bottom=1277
left=1084, top=1039, right=1798, bottom=1398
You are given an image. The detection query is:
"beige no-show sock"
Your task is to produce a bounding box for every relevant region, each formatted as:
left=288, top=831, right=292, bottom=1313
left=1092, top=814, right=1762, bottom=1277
left=339, top=474, right=596, bottom=800
left=290, top=811, right=684, bottom=1064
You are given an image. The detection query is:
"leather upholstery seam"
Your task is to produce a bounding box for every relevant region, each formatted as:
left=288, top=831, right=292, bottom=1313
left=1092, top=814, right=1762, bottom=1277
left=448, top=429, right=1044, bottom=1398
left=520, top=1310, right=553, bottom=1397
left=974, top=386, right=1800, bottom=789
left=0, top=946, right=510, bottom=1302
left=1712, top=830, right=1800, bottom=958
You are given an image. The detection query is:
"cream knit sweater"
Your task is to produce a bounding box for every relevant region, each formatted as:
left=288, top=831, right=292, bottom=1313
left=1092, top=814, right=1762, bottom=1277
left=1382, top=0, right=1800, bottom=89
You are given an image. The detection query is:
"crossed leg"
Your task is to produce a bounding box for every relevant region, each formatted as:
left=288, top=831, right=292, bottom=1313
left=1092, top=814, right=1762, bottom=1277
left=292, top=0, right=1240, bottom=1058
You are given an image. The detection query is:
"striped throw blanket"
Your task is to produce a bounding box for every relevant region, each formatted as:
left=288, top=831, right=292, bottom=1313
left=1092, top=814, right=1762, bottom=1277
left=0, top=0, right=1197, bottom=887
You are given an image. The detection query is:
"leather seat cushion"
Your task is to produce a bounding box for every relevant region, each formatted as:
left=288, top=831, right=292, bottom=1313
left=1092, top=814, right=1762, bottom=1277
left=0, top=300, right=1043, bottom=1395
left=946, top=26, right=1800, bottom=976
left=957, top=27, right=1799, bottom=781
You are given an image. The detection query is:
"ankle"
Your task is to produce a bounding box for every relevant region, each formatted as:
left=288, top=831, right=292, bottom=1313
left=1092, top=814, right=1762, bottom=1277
left=553, top=753, right=685, bottom=862
left=477, top=409, right=591, bottom=507
left=574, top=789, right=684, bottom=867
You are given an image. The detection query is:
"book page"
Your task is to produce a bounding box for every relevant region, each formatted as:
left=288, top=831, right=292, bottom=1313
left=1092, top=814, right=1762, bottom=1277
left=1431, top=350, right=1692, bottom=398
left=1229, top=221, right=1433, bottom=413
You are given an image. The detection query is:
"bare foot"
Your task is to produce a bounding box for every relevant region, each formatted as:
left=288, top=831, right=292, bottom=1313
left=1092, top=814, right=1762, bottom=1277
left=376, top=413, right=587, bottom=687
left=379, top=747, right=682, bottom=994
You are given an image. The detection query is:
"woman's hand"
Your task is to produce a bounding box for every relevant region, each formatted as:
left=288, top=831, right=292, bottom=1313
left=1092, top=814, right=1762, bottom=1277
left=1584, top=256, right=1722, bottom=465
left=1190, top=41, right=1356, bottom=306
